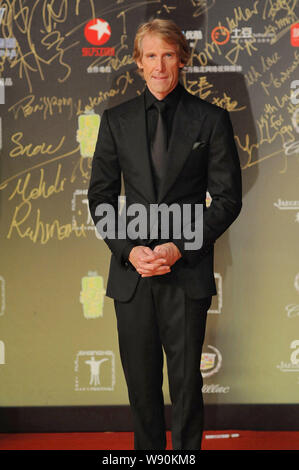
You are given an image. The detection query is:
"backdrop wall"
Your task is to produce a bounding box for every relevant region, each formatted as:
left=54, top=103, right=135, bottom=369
left=0, top=0, right=299, bottom=430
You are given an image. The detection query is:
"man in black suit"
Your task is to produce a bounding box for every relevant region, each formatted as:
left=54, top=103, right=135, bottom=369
left=88, top=19, right=242, bottom=450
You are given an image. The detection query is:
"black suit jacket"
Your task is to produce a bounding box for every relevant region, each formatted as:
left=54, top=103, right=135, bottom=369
left=88, top=85, right=242, bottom=301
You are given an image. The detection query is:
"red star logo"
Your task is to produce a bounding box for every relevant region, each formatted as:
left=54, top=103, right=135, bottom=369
left=84, top=18, right=111, bottom=46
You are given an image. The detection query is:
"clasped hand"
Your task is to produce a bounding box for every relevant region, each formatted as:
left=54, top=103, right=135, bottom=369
left=128, top=242, right=182, bottom=277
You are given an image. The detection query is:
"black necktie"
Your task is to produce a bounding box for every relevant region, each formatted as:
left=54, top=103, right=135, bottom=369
left=151, top=101, right=167, bottom=180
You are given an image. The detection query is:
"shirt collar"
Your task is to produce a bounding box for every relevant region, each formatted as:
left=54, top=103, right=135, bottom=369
left=145, top=82, right=183, bottom=110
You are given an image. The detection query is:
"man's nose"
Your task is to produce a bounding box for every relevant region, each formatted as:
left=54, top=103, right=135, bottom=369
left=155, top=57, right=165, bottom=72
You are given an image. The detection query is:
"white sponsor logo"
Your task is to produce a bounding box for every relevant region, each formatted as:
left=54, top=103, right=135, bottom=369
left=273, top=199, right=299, bottom=210
left=183, top=29, right=203, bottom=48
left=200, top=345, right=222, bottom=377
left=285, top=273, right=299, bottom=318
left=286, top=304, right=299, bottom=318
left=273, top=199, right=299, bottom=223
left=0, top=77, right=13, bottom=104
left=184, top=30, right=203, bottom=41
left=184, top=65, right=243, bottom=73
left=75, top=350, right=115, bottom=391
left=87, top=65, right=112, bottom=74
left=277, top=340, right=299, bottom=372
left=231, top=27, right=275, bottom=43
left=202, top=383, right=230, bottom=394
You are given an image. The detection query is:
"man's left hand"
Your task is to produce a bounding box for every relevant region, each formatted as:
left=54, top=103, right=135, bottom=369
left=140, top=242, right=182, bottom=278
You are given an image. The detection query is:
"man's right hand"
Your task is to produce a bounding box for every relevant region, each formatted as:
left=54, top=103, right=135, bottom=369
left=129, top=246, right=171, bottom=277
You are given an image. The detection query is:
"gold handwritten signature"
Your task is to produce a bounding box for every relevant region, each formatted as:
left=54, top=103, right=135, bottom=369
left=9, top=132, right=65, bottom=158
left=6, top=163, right=86, bottom=244
left=0, top=145, right=80, bottom=190
left=0, top=0, right=85, bottom=92
left=260, top=50, right=299, bottom=96
left=8, top=163, right=66, bottom=203
left=245, top=52, right=281, bottom=87
left=9, top=71, right=134, bottom=120
left=8, top=94, right=74, bottom=120
left=182, top=75, right=246, bottom=111
left=7, top=205, right=86, bottom=244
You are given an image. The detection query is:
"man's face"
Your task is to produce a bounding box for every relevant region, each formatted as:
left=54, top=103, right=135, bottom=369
left=137, top=33, right=184, bottom=100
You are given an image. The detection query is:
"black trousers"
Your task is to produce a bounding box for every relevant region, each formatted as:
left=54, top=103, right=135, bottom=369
left=114, top=276, right=211, bottom=450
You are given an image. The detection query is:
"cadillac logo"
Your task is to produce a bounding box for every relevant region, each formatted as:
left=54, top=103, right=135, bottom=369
left=200, top=345, right=222, bottom=377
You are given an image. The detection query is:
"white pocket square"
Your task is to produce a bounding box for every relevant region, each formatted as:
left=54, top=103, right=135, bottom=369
left=192, top=141, right=205, bottom=150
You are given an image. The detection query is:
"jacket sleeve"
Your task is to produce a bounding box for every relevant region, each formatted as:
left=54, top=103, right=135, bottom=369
left=173, top=108, right=242, bottom=267
left=88, top=109, right=136, bottom=265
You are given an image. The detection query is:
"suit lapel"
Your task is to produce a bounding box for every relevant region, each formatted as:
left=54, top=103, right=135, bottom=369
left=157, top=89, right=204, bottom=203
left=119, top=93, right=156, bottom=203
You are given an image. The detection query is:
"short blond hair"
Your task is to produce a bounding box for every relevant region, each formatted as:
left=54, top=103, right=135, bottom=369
left=133, top=19, right=190, bottom=66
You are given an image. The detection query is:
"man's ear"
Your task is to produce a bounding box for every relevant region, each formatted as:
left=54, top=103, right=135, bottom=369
left=136, top=60, right=144, bottom=78
left=136, top=56, right=143, bottom=69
